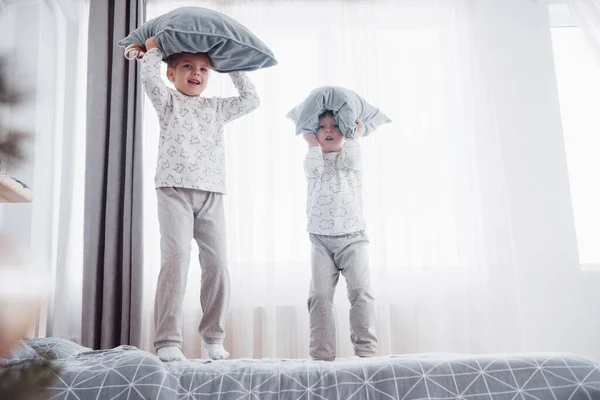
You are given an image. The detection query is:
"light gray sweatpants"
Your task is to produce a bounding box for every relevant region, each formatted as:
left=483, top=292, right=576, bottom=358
left=308, top=230, right=378, bottom=361
left=154, top=187, right=230, bottom=351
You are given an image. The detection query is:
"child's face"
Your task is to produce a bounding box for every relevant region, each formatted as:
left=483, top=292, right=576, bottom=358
left=316, top=114, right=344, bottom=152
left=167, top=53, right=211, bottom=97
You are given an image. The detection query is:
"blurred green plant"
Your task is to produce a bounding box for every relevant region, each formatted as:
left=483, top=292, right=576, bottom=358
left=0, top=54, right=56, bottom=399
left=0, top=359, right=61, bottom=400
left=0, top=57, right=29, bottom=169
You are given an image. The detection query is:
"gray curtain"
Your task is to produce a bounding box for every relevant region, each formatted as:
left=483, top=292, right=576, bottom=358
left=82, top=0, right=144, bottom=349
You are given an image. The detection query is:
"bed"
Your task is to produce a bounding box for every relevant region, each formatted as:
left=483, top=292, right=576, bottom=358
left=4, top=337, right=600, bottom=399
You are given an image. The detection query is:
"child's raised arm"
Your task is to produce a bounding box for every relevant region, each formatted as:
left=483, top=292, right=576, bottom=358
left=139, top=37, right=170, bottom=118
left=218, top=72, right=260, bottom=124
left=340, top=120, right=365, bottom=170
left=303, top=133, right=319, bottom=148
left=303, top=133, right=324, bottom=178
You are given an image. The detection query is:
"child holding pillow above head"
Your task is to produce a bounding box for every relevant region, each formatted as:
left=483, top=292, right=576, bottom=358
left=302, top=111, right=378, bottom=361
left=138, top=36, right=260, bottom=362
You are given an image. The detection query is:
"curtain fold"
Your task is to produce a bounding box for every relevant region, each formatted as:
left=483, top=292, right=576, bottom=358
left=82, top=0, right=144, bottom=349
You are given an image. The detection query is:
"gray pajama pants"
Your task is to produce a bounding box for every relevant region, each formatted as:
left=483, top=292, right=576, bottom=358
left=308, top=231, right=378, bottom=361
left=154, top=187, right=230, bottom=351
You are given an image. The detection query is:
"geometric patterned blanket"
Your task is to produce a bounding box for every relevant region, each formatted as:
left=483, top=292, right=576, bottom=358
left=11, top=338, right=600, bottom=399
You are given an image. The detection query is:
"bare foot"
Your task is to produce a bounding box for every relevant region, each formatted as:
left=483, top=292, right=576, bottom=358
left=157, top=346, right=186, bottom=362
left=204, top=342, right=230, bottom=360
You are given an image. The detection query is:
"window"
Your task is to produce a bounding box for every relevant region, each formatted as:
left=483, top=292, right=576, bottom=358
left=550, top=4, right=600, bottom=269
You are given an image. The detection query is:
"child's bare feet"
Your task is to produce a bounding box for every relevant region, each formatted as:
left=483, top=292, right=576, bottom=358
left=157, top=346, right=186, bottom=362
left=204, top=342, right=230, bottom=360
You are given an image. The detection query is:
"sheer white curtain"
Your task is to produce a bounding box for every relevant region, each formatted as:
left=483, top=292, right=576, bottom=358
left=0, top=0, right=88, bottom=342
left=141, top=0, right=600, bottom=359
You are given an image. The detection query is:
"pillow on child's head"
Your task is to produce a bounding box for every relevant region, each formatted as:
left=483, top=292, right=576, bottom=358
left=117, top=6, right=277, bottom=73
left=286, top=86, right=391, bottom=139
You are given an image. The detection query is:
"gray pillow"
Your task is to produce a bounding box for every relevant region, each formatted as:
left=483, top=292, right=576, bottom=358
left=117, top=6, right=277, bottom=73
left=286, top=86, right=392, bottom=139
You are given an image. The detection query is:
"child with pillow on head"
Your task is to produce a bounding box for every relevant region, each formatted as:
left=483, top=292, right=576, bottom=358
left=302, top=110, right=378, bottom=361
left=138, top=37, right=260, bottom=361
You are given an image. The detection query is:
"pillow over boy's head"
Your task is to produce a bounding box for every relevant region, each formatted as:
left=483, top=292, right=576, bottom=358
left=286, top=86, right=391, bottom=139
left=118, top=6, right=277, bottom=73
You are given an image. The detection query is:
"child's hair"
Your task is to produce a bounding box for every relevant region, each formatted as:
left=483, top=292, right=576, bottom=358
left=318, top=110, right=335, bottom=120
left=123, top=44, right=213, bottom=69
left=164, top=52, right=212, bottom=69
